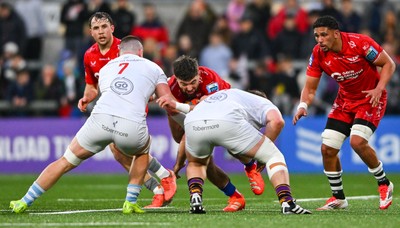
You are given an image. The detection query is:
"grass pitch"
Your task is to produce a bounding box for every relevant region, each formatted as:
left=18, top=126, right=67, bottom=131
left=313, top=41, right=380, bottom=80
left=1, top=173, right=399, bottom=227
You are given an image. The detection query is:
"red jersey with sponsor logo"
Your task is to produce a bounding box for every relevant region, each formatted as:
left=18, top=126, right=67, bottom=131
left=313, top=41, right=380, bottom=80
left=83, top=37, right=120, bottom=85
left=168, top=66, right=231, bottom=102
left=307, top=32, right=384, bottom=103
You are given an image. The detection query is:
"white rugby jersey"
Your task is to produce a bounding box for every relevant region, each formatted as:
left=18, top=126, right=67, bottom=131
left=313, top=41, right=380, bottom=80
left=92, top=54, right=167, bottom=122
left=185, top=89, right=279, bottom=129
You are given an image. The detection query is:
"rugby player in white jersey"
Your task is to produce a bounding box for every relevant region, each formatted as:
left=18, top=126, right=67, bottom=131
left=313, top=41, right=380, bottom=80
left=158, top=89, right=311, bottom=214
left=10, top=36, right=175, bottom=214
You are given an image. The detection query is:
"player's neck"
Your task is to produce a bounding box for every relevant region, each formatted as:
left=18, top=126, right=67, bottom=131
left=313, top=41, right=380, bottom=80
left=331, top=34, right=342, bottom=53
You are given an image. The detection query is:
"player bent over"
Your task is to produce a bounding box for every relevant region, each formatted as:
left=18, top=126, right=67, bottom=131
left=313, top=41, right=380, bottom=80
left=158, top=89, right=311, bottom=214
left=167, top=56, right=265, bottom=212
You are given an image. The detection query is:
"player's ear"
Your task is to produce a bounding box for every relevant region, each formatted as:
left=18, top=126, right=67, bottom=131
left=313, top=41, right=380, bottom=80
left=138, top=49, right=144, bottom=57
left=111, top=25, right=115, bottom=33
left=334, top=29, right=340, bottom=38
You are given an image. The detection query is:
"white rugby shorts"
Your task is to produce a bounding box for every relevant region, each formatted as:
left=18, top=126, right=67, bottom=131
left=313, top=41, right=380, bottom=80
left=184, top=120, right=263, bottom=159
left=76, top=113, right=149, bottom=156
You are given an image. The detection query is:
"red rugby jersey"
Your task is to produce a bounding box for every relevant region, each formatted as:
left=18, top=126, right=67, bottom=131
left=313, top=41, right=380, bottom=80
left=306, top=32, right=383, bottom=101
left=168, top=66, right=231, bottom=103
left=83, top=37, right=121, bottom=85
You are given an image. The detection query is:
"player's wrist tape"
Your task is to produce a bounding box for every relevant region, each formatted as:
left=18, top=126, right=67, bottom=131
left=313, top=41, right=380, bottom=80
left=297, top=102, right=308, bottom=111
left=175, top=102, right=191, bottom=113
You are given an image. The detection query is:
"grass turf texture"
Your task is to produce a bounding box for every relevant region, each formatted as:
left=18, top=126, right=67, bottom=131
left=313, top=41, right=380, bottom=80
left=1, top=173, right=399, bottom=227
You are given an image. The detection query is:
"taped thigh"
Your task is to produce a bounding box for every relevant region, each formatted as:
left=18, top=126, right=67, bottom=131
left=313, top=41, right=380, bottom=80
left=253, top=136, right=287, bottom=179
left=321, top=129, right=346, bottom=150
left=350, top=124, right=373, bottom=141
left=63, top=147, right=83, bottom=166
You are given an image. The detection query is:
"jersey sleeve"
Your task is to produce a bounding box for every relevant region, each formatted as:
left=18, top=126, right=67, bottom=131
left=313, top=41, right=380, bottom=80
left=167, top=75, right=175, bottom=87
left=155, top=64, right=168, bottom=84
left=200, top=67, right=231, bottom=94
left=306, top=46, right=323, bottom=78
left=83, top=52, right=97, bottom=85
left=360, top=35, right=383, bottom=63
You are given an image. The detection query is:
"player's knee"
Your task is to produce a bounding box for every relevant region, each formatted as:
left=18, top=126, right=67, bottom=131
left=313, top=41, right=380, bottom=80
left=321, top=144, right=339, bottom=158
left=63, top=147, right=83, bottom=166
left=349, top=136, right=369, bottom=152
left=265, top=154, right=287, bottom=180
left=321, top=129, right=346, bottom=150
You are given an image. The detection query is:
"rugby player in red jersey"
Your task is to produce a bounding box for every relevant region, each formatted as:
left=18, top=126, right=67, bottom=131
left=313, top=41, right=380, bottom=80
left=78, top=12, right=176, bottom=208
left=293, top=16, right=395, bottom=210
left=166, top=55, right=265, bottom=212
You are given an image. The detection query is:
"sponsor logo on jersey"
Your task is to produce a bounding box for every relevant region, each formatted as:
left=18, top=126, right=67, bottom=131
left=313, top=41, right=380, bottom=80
left=192, top=124, right=220, bottom=131
left=362, top=43, right=369, bottom=50
left=206, top=82, right=219, bottom=93
left=204, top=92, right=227, bottom=103
left=348, top=41, right=356, bottom=48
left=330, top=69, right=364, bottom=81
left=90, top=61, right=96, bottom=67
left=111, top=77, right=134, bottom=95
left=346, top=56, right=359, bottom=62
left=324, top=61, right=331, bottom=66
left=366, top=46, right=378, bottom=62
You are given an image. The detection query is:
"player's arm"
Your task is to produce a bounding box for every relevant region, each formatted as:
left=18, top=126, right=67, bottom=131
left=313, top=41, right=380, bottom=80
left=173, top=136, right=186, bottom=178
left=292, top=75, right=320, bottom=125
left=362, top=50, right=396, bottom=107
left=264, top=109, right=285, bottom=142
left=78, top=83, right=98, bottom=112
left=157, top=94, right=194, bottom=114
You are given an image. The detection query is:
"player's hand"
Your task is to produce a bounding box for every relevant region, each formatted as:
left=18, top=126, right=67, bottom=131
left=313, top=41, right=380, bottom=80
left=362, top=87, right=383, bottom=107
left=173, top=161, right=186, bottom=179
left=148, top=94, right=157, bottom=103
left=156, top=95, right=176, bottom=109
left=78, top=97, right=89, bottom=112
left=292, top=108, right=308, bottom=125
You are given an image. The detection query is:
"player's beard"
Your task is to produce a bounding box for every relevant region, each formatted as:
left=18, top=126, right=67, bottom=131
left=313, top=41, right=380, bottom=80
left=184, top=91, right=196, bottom=100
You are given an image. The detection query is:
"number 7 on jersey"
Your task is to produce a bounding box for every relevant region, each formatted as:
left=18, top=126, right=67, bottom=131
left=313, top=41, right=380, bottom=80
left=118, top=63, right=129, bottom=74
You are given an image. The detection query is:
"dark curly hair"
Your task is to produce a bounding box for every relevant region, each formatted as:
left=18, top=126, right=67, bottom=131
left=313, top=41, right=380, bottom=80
left=313, top=15, right=339, bottom=30
left=172, top=55, right=199, bottom=81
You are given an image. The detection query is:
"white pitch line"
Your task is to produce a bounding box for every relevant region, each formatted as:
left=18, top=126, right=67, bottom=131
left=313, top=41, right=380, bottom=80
left=291, top=195, right=379, bottom=202
left=0, top=222, right=171, bottom=227
left=30, top=208, right=121, bottom=215
left=57, top=198, right=122, bottom=202
left=29, top=207, right=176, bottom=215
left=2, top=195, right=381, bottom=215
left=56, top=197, right=264, bottom=202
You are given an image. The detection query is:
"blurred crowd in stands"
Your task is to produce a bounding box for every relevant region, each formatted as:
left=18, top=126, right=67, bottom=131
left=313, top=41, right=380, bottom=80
left=0, top=0, right=399, bottom=118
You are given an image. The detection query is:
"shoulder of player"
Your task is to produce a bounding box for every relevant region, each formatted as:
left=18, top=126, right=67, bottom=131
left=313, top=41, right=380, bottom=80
left=84, top=43, right=100, bottom=56
left=199, top=66, right=226, bottom=81
left=198, top=66, right=216, bottom=76
left=167, top=75, right=178, bottom=87
left=341, top=32, right=379, bottom=54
